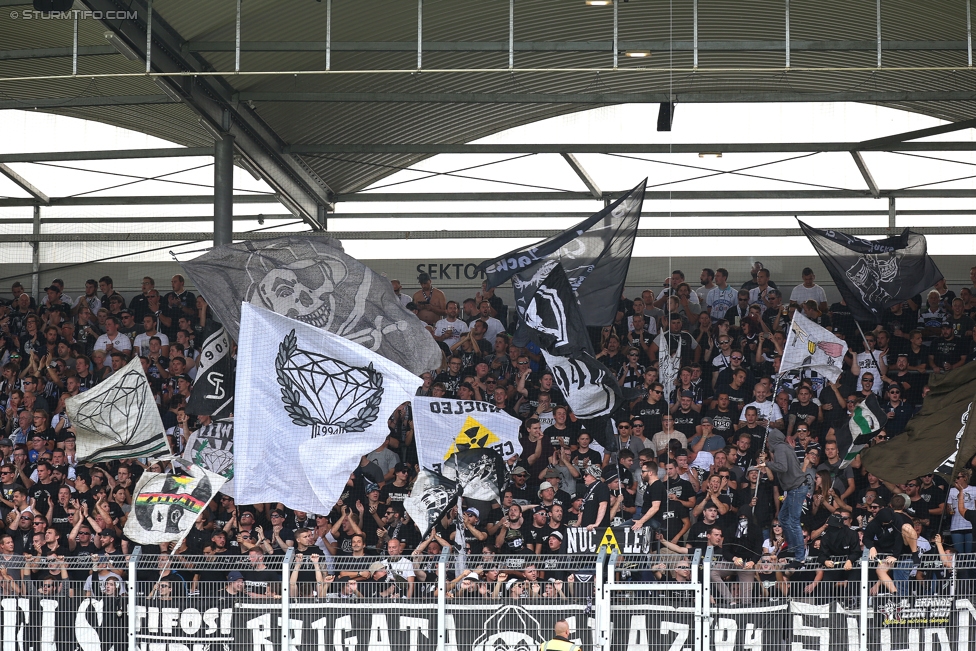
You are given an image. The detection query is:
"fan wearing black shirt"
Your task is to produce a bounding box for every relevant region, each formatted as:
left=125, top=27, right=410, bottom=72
left=671, top=392, right=702, bottom=437
left=706, top=393, right=738, bottom=443
left=929, top=322, right=967, bottom=373
left=630, top=382, right=667, bottom=435
left=380, top=463, right=412, bottom=507
left=715, top=368, right=752, bottom=418
left=579, top=465, right=610, bottom=530
left=788, top=385, right=822, bottom=438
left=658, top=461, right=694, bottom=544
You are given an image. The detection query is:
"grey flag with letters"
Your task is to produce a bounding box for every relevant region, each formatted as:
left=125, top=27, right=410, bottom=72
left=181, top=236, right=442, bottom=375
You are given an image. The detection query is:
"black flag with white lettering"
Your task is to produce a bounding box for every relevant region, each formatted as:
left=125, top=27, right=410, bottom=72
left=542, top=349, right=622, bottom=451
left=478, top=179, right=645, bottom=326
left=798, top=220, right=943, bottom=322
left=186, top=323, right=235, bottom=419
left=512, top=261, right=593, bottom=355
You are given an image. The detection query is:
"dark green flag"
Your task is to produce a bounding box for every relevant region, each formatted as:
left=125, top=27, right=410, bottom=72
left=860, top=363, right=976, bottom=484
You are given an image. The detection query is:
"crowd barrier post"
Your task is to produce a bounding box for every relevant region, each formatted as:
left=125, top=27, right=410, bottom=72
left=281, top=547, right=295, bottom=651
left=436, top=545, right=450, bottom=651
left=859, top=548, right=870, bottom=651
left=607, top=550, right=618, bottom=585
left=702, top=546, right=713, bottom=651
left=603, top=550, right=618, bottom=651
left=691, top=548, right=702, bottom=651
left=128, top=546, right=142, bottom=651
left=595, top=548, right=608, bottom=651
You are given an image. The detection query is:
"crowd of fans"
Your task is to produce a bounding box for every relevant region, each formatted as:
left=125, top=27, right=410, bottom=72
left=0, top=262, right=975, bottom=604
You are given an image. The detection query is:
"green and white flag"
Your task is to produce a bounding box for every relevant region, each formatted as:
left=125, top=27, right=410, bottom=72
left=836, top=394, right=888, bottom=469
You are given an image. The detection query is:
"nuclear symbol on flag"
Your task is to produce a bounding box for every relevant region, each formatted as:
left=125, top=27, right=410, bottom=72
left=444, top=415, right=501, bottom=460
left=598, top=527, right=621, bottom=554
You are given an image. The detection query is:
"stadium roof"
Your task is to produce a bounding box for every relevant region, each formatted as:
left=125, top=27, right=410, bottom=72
left=1, top=0, right=975, bottom=228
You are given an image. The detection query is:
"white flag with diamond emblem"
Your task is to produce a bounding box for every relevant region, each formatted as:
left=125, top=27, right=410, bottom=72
left=235, top=303, right=422, bottom=514
left=66, top=355, right=169, bottom=463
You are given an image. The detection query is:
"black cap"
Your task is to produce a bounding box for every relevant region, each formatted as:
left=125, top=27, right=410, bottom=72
left=418, top=272, right=431, bottom=283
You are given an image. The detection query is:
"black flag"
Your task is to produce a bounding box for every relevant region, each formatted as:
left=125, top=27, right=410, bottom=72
left=445, top=448, right=508, bottom=503
left=798, top=221, right=943, bottom=322
left=512, top=261, right=593, bottom=355
left=542, top=349, right=622, bottom=451
left=860, top=362, right=976, bottom=483
left=403, top=469, right=459, bottom=538
left=478, top=179, right=645, bottom=326
left=185, top=323, right=235, bottom=419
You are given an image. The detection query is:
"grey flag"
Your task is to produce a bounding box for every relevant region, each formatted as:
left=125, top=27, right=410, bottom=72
left=181, top=236, right=442, bottom=376
left=478, top=179, right=645, bottom=326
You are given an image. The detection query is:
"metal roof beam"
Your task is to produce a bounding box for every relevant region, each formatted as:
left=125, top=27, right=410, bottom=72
left=328, top=209, right=976, bottom=219
left=560, top=153, right=601, bottom=199
left=0, top=147, right=213, bottom=163
left=858, top=117, right=976, bottom=149
left=0, top=194, right=279, bottom=207
left=0, top=45, right=115, bottom=61
left=186, top=39, right=971, bottom=54
left=0, top=95, right=173, bottom=110
left=0, top=225, right=971, bottom=243
left=0, top=164, right=49, bottom=204
left=80, top=0, right=332, bottom=228
left=238, top=90, right=976, bottom=104
left=328, top=226, right=976, bottom=239
left=3, top=141, right=974, bottom=165
left=287, top=142, right=976, bottom=154
left=339, top=189, right=976, bottom=202
left=4, top=91, right=974, bottom=112
left=850, top=151, right=880, bottom=198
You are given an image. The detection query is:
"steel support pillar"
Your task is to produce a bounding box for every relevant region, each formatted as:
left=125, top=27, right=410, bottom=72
left=30, top=205, right=40, bottom=300
left=214, top=134, right=235, bottom=247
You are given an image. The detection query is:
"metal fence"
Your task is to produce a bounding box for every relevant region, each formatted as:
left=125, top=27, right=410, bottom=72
left=10, top=548, right=975, bottom=650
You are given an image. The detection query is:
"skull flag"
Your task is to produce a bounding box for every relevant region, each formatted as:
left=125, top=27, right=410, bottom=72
left=124, top=464, right=225, bottom=547
left=798, top=221, right=943, bottom=322
left=235, top=304, right=422, bottom=514
left=180, top=236, right=442, bottom=376
left=185, top=323, right=235, bottom=419
left=66, top=355, right=169, bottom=463
left=478, top=179, right=645, bottom=327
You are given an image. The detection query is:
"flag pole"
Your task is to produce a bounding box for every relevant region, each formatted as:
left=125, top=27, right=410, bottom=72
left=855, top=321, right=884, bottom=388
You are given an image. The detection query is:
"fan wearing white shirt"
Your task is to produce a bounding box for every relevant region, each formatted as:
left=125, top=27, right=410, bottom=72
left=789, top=267, right=829, bottom=313
left=740, top=382, right=784, bottom=430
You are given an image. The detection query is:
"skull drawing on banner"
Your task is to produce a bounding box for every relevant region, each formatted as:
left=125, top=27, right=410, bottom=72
left=244, top=239, right=372, bottom=340
left=472, top=605, right=546, bottom=651
left=254, top=258, right=347, bottom=328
